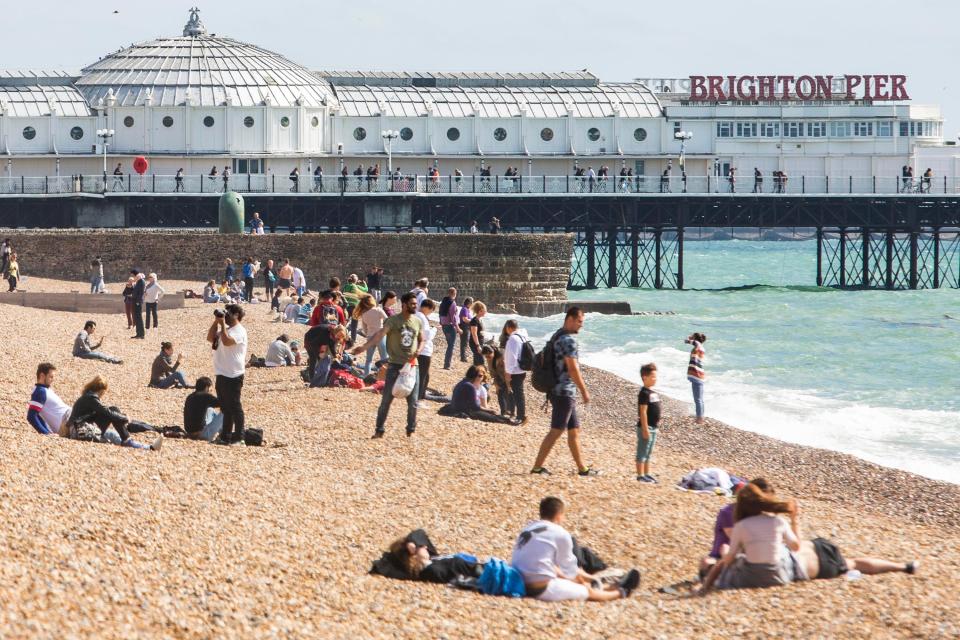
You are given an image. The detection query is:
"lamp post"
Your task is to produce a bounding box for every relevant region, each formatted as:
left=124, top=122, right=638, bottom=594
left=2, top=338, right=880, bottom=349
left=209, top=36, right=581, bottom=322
left=96, top=128, right=115, bottom=191
left=674, top=130, right=693, bottom=192
left=381, top=129, right=399, bottom=176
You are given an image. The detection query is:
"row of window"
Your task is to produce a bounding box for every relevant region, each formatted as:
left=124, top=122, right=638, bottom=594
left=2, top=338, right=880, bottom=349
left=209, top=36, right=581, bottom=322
left=118, top=115, right=320, bottom=129
left=352, top=126, right=649, bottom=143
left=715, top=120, right=941, bottom=139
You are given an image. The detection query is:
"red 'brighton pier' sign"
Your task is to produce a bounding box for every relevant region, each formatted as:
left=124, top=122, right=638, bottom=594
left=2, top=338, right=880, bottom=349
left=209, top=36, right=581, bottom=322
left=688, top=75, right=909, bottom=101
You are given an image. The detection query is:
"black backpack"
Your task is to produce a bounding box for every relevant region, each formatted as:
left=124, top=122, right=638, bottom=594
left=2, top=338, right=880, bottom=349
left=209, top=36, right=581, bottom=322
left=531, top=330, right=566, bottom=393
left=517, top=336, right=536, bottom=372
left=438, top=296, right=454, bottom=319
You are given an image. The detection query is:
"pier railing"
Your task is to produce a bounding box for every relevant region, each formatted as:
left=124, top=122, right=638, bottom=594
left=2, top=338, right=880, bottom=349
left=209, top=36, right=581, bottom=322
left=0, top=174, right=958, bottom=196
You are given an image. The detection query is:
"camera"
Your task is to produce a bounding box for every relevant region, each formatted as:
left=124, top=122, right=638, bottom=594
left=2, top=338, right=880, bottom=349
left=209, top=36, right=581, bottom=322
left=214, top=309, right=225, bottom=318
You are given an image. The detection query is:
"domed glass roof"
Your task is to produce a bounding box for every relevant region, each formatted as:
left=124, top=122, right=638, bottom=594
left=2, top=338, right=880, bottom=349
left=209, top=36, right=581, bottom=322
left=75, top=9, right=334, bottom=109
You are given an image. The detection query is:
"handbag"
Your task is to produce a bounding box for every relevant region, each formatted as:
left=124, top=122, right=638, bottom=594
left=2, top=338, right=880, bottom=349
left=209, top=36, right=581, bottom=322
left=391, top=361, right=418, bottom=398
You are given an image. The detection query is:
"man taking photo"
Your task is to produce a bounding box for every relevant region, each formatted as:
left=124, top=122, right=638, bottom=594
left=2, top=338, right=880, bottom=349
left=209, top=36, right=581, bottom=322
left=206, top=304, right=248, bottom=446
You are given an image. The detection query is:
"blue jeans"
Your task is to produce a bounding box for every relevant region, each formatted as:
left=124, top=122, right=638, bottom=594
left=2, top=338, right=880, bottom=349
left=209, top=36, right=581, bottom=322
left=153, top=371, right=188, bottom=389
left=363, top=337, right=387, bottom=377
left=690, top=379, right=705, bottom=419
left=189, top=408, right=223, bottom=442
left=77, top=351, right=122, bottom=365
left=375, top=363, right=419, bottom=434
left=442, top=324, right=458, bottom=369
left=90, top=276, right=104, bottom=293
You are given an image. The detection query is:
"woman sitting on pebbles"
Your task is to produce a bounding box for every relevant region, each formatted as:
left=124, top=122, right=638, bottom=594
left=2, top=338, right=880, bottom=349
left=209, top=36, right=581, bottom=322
left=70, top=375, right=162, bottom=451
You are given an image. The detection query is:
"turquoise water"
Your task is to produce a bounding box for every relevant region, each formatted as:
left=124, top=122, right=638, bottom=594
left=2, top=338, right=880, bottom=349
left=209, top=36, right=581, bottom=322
left=509, top=240, right=960, bottom=484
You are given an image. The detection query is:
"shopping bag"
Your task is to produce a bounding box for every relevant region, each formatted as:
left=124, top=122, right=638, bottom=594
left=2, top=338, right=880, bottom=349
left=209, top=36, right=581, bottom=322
left=391, top=361, right=418, bottom=398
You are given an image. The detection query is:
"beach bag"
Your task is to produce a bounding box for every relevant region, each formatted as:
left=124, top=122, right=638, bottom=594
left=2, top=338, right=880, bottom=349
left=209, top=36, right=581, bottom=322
left=517, top=337, right=536, bottom=372
left=243, top=428, right=264, bottom=446
left=477, top=558, right=525, bottom=598
left=328, top=368, right=364, bottom=390
left=438, top=297, right=454, bottom=318
left=531, top=330, right=566, bottom=394
left=318, top=304, right=340, bottom=328
left=391, top=361, right=418, bottom=398
left=70, top=421, right=102, bottom=443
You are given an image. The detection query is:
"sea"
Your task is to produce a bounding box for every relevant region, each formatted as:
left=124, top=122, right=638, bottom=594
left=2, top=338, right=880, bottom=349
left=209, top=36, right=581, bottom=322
left=505, top=239, right=960, bottom=485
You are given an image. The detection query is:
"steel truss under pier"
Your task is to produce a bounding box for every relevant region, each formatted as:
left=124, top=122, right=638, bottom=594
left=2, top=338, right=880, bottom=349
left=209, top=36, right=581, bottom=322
left=569, top=228, right=682, bottom=289
left=818, top=228, right=960, bottom=290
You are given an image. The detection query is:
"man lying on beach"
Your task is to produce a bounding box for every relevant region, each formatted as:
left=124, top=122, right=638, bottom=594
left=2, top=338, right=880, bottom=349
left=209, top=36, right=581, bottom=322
left=511, top=496, right=640, bottom=602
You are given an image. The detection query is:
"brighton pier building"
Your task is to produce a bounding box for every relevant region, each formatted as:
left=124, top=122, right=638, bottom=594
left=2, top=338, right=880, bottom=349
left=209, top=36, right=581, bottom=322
left=0, top=9, right=957, bottom=192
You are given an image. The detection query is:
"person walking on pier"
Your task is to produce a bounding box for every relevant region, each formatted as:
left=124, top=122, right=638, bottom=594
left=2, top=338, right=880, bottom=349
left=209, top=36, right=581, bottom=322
left=587, top=166, right=596, bottom=193
left=727, top=167, right=736, bottom=193
left=686, top=333, right=707, bottom=423
left=289, top=167, right=300, bottom=192
left=313, top=165, right=324, bottom=192
left=753, top=168, right=763, bottom=193
left=222, top=166, right=231, bottom=192
left=922, top=168, right=933, bottom=194
left=175, top=168, right=184, bottom=192
left=208, top=165, right=219, bottom=191
left=530, top=307, right=599, bottom=477
left=112, top=163, right=124, bottom=192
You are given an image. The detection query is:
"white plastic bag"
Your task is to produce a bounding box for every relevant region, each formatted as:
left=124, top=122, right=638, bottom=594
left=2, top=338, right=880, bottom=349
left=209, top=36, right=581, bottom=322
left=391, top=361, right=418, bottom=398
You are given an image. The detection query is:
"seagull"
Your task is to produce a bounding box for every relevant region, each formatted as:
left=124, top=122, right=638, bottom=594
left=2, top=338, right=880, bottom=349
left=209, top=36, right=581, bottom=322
left=113, top=9, right=119, bottom=13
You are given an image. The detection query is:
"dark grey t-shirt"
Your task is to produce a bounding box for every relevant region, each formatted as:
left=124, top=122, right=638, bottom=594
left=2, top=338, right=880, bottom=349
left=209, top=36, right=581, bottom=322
left=553, top=333, right=578, bottom=397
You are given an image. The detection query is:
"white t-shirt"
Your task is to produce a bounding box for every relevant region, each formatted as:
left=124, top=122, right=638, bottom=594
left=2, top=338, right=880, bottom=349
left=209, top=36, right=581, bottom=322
left=511, top=520, right=579, bottom=583
left=362, top=307, right=387, bottom=336
left=293, top=267, right=305, bottom=289
left=728, top=514, right=798, bottom=565
left=213, top=323, right=248, bottom=378
left=504, top=332, right=526, bottom=375
left=29, top=385, right=71, bottom=432
left=415, top=311, right=437, bottom=358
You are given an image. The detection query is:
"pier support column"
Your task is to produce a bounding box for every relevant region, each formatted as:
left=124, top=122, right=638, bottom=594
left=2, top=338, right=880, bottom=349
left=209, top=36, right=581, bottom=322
left=839, top=228, right=847, bottom=288
left=586, top=228, right=596, bottom=289
left=654, top=229, right=663, bottom=290
left=862, top=228, right=870, bottom=288
left=934, top=229, right=941, bottom=289
left=630, top=227, right=639, bottom=288
left=607, top=227, right=618, bottom=288
left=886, top=230, right=894, bottom=290
left=909, top=231, right=919, bottom=290
left=816, top=227, right=823, bottom=286
left=677, top=227, right=685, bottom=290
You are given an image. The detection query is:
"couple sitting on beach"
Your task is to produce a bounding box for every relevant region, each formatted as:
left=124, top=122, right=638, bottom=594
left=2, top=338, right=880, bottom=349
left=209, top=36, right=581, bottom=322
left=373, top=496, right=640, bottom=602
left=698, top=478, right=917, bottom=592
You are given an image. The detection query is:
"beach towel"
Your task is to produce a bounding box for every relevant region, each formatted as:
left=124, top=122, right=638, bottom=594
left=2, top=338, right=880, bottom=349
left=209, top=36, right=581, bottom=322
left=677, top=467, right=738, bottom=496
left=477, top=558, right=525, bottom=598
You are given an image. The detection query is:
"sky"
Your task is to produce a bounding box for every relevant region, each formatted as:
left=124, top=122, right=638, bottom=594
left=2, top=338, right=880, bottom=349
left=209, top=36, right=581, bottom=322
left=6, top=0, right=959, bottom=135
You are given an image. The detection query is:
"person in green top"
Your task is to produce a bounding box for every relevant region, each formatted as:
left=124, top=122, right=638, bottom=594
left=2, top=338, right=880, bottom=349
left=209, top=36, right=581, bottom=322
left=342, top=273, right=370, bottom=342
left=350, top=291, right=423, bottom=438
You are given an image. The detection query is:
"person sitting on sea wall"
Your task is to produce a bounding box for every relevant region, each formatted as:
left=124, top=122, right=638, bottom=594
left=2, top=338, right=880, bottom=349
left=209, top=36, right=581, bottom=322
left=511, top=496, right=640, bottom=602
left=73, top=320, right=123, bottom=365
left=438, top=365, right=516, bottom=424
left=27, top=362, right=69, bottom=436
left=700, top=482, right=800, bottom=591
left=70, top=375, right=162, bottom=451
left=149, top=341, right=191, bottom=389
left=182, top=376, right=222, bottom=442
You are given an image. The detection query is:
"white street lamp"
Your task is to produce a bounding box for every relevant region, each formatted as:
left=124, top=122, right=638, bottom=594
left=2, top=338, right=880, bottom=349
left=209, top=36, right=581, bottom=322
left=674, top=130, right=693, bottom=192
left=381, top=129, right=399, bottom=176
left=96, top=128, right=115, bottom=175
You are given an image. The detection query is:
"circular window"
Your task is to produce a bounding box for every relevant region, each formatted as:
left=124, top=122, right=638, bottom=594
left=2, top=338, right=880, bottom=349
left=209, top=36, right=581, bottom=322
left=123, top=116, right=135, bottom=128
left=353, top=127, right=367, bottom=141
left=243, top=116, right=255, bottom=128
left=280, top=116, right=290, bottom=128
left=70, top=126, right=84, bottom=141
left=203, top=116, right=215, bottom=128
left=311, top=116, right=319, bottom=127
left=587, top=127, right=601, bottom=142
left=162, top=116, right=174, bottom=128
left=540, top=127, right=554, bottom=142
left=22, top=126, right=36, bottom=140
left=633, top=127, right=647, bottom=142
left=493, top=127, right=507, bottom=142
left=400, top=127, right=413, bottom=141
left=446, top=127, right=460, bottom=141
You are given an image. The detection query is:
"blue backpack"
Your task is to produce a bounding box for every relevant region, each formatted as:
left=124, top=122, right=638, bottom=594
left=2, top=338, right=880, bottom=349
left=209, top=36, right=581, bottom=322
left=477, top=558, right=526, bottom=598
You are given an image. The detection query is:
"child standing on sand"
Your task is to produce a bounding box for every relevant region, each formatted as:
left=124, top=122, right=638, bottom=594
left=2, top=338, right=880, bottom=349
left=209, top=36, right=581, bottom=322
left=636, top=363, right=661, bottom=483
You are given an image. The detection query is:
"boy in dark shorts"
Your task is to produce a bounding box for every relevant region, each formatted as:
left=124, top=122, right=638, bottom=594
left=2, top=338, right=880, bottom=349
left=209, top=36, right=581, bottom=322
left=636, top=363, right=661, bottom=483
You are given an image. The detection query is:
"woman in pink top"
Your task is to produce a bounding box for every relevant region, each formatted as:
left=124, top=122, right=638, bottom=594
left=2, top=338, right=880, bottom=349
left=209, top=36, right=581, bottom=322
left=701, top=483, right=800, bottom=591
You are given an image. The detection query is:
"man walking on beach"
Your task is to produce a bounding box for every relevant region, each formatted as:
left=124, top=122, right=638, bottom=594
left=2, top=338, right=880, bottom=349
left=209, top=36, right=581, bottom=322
left=350, top=292, right=424, bottom=438
left=530, top=307, right=598, bottom=476
left=131, top=270, right=146, bottom=339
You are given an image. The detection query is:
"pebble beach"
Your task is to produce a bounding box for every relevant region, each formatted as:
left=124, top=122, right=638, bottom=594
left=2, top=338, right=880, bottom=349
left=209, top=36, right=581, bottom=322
left=1, top=278, right=958, bottom=639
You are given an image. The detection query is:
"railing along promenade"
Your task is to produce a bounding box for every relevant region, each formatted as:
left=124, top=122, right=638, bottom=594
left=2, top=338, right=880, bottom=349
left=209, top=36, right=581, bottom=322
left=1, top=174, right=957, bottom=196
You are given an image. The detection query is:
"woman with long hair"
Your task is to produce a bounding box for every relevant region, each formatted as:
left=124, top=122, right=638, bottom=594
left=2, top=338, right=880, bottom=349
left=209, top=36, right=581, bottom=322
left=383, top=536, right=482, bottom=584
left=380, top=290, right=398, bottom=318
left=70, top=376, right=162, bottom=451
left=469, top=301, right=487, bottom=365
left=357, top=294, right=387, bottom=376
left=482, top=344, right=512, bottom=418
left=458, top=296, right=474, bottom=362
left=701, top=482, right=800, bottom=590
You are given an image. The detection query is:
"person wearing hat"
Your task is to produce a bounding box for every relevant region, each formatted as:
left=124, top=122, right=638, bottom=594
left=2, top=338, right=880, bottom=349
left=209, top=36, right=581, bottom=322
left=143, top=272, right=165, bottom=330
